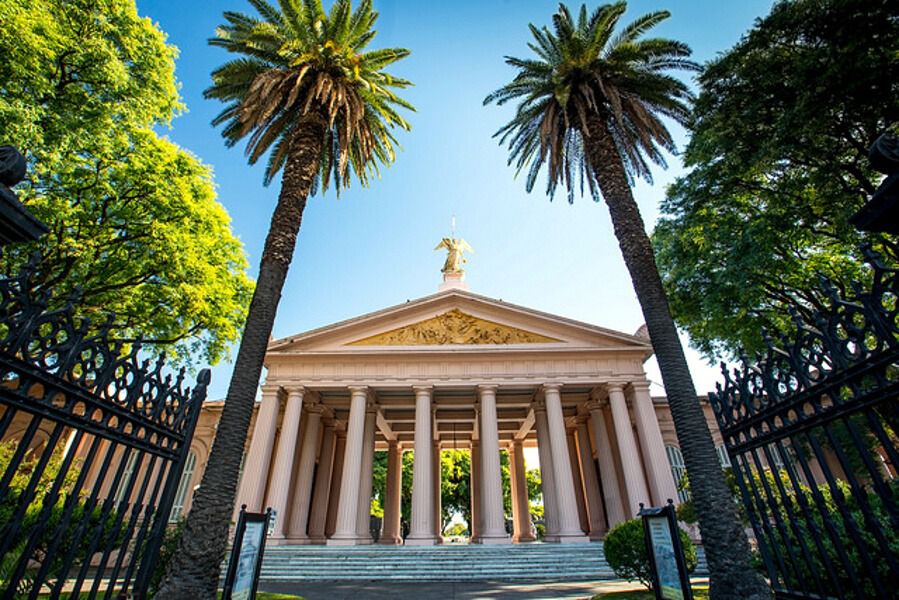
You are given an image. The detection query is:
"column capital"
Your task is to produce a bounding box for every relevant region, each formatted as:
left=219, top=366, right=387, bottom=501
left=348, top=385, right=369, bottom=397
left=605, top=382, right=626, bottom=395
left=260, top=383, right=283, bottom=396
left=412, top=385, right=433, bottom=396
left=628, top=380, right=653, bottom=393
left=365, top=399, right=379, bottom=413
left=283, top=385, right=306, bottom=399
left=542, top=383, right=563, bottom=392
left=585, top=398, right=608, bottom=412
left=511, top=438, right=524, bottom=450
left=477, top=384, right=498, bottom=394
left=304, top=400, right=329, bottom=417
left=532, top=397, right=547, bottom=413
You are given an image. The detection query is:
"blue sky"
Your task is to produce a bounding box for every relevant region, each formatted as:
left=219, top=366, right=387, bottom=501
left=135, top=0, right=775, bottom=400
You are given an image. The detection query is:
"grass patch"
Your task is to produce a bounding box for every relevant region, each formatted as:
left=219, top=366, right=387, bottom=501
left=592, top=586, right=709, bottom=600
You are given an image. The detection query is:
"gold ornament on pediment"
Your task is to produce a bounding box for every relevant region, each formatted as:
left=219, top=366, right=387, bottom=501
left=348, top=309, right=560, bottom=346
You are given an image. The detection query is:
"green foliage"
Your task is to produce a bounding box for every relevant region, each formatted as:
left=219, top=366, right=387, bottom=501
left=441, top=450, right=471, bottom=531
left=0, top=0, right=253, bottom=365
left=0, top=441, right=123, bottom=595
left=749, top=469, right=899, bottom=597
left=149, top=519, right=186, bottom=597
left=444, top=522, right=468, bottom=538
left=484, top=1, right=698, bottom=203
left=604, top=518, right=696, bottom=590
left=205, top=0, right=413, bottom=190
left=675, top=468, right=740, bottom=526
left=653, top=0, right=899, bottom=359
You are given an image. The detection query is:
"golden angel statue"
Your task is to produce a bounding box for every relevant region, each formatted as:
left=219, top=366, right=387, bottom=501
left=434, top=237, right=474, bottom=274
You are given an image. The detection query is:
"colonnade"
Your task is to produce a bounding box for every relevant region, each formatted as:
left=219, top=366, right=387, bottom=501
left=234, top=381, right=678, bottom=545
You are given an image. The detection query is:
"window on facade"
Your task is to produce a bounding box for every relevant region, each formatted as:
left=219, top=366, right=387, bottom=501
left=665, top=445, right=690, bottom=502
left=113, top=451, right=139, bottom=506
left=169, top=450, right=198, bottom=522
left=716, top=444, right=732, bottom=468
left=768, top=443, right=786, bottom=470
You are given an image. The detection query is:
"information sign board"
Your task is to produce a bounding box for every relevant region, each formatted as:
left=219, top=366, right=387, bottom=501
left=639, top=501, right=693, bottom=600
left=223, top=505, right=272, bottom=600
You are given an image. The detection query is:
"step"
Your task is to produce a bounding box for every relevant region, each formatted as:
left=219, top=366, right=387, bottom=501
left=221, top=542, right=707, bottom=582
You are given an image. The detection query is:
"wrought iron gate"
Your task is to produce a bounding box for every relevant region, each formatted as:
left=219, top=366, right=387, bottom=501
left=709, top=247, right=899, bottom=600
left=0, top=257, right=209, bottom=599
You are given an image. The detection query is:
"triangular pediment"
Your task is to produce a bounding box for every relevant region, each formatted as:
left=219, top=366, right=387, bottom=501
left=347, top=309, right=561, bottom=346
left=267, top=288, right=653, bottom=358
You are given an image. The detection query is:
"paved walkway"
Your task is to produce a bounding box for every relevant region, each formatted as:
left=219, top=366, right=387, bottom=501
left=259, top=579, right=645, bottom=599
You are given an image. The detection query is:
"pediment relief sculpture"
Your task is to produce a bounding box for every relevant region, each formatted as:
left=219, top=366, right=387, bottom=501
left=347, top=309, right=561, bottom=346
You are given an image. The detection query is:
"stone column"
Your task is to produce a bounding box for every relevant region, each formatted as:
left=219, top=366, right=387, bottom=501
left=325, top=428, right=346, bottom=538
left=380, top=441, right=403, bottom=544
left=265, top=387, right=304, bottom=540
left=543, top=384, right=589, bottom=542
left=587, top=399, right=626, bottom=527
left=433, top=440, right=443, bottom=541
left=576, top=416, right=606, bottom=539
left=469, top=440, right=481, bottom=543
left=510, top=440, right=534, bottom=542
left=355, top=401, right=377, bottom=544
left=608, top=383, right=651, bottom=516
left=533, top=401, right=560, bottom=542
left=629, top=382, right=680, bottom=506
left=308, top=419, right=336, bottom=543
left=567, top=428, right=589, bottom=534
left=478, top=385, right=510, bottom=544
left=329, top=386, right=368, bottom=545
left=288, top=399, right=324, bottom=542
left=407, top=386, right=437, bottom=545
left=235, top=384, right=281, bottom=513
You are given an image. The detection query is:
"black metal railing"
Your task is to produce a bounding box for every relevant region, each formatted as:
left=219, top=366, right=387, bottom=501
left=709, top=246, right=899, bottom=600
left=0, top=255, right=208, bottom=599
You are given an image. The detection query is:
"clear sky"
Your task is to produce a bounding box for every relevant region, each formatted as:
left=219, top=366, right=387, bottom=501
left=135, top=0, right=775, bottom=401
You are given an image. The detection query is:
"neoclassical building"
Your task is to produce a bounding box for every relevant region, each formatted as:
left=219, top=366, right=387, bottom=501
left=178, top=265, right=728, bottom=547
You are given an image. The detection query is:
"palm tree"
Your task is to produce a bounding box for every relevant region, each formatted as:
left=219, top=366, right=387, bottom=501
left=485, top=4, right=770, bottom=598
left=154, top=0, right=412, bottom=596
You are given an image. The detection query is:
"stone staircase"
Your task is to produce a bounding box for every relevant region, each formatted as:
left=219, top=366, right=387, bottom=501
left=249, top=542, right=708, bottom=582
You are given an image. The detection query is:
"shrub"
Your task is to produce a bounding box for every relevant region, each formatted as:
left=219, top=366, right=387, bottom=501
left=604, top=518, right=696, bottom=589
left=149, top=519, right=185, bottom=597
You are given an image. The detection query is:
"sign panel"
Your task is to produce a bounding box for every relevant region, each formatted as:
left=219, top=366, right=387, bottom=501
left=223, top=506, right=272, bottom=600
left=639, top=501, right=693, bottom=600
left=646, top=515, right=683, bottom=600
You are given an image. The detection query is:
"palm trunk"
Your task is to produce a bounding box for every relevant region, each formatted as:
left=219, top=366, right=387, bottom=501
left=155, top=111, right=328, bottom=599
left=584, top=121, right=771, bottom=600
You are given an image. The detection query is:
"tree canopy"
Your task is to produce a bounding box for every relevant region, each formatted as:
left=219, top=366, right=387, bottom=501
left=653, top=0, right=899, bottom=359
left=0, top=0, right=253, bottom=365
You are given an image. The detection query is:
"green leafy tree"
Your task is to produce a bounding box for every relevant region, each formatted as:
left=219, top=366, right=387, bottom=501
left=441, top=450, right=471, bottom=531
left=484, top=3, right=769, bottom=597
left=653, top=0, right=899, bottom=359
left=156, top=1, right=412, bottom=595
left=0, top=0, right=253, bottom=364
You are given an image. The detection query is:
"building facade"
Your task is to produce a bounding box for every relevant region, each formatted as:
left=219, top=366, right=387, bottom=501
left=176, top=282, right=728, bottom=545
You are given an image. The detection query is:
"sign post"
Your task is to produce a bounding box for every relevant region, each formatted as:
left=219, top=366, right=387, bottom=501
left=639, top=500, right=693, bottom=600
left=222, top=505, right=272, bottom=600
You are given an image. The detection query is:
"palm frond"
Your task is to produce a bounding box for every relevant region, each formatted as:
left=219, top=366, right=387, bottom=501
left=485, top=1, right=696, bottom=201
left=207, top=0, right=413, bottom=193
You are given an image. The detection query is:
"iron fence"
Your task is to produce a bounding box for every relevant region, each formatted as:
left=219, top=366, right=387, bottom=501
left=0, top=255, right=209, bottom=599
left=709, top=246, right=899, bottom=599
